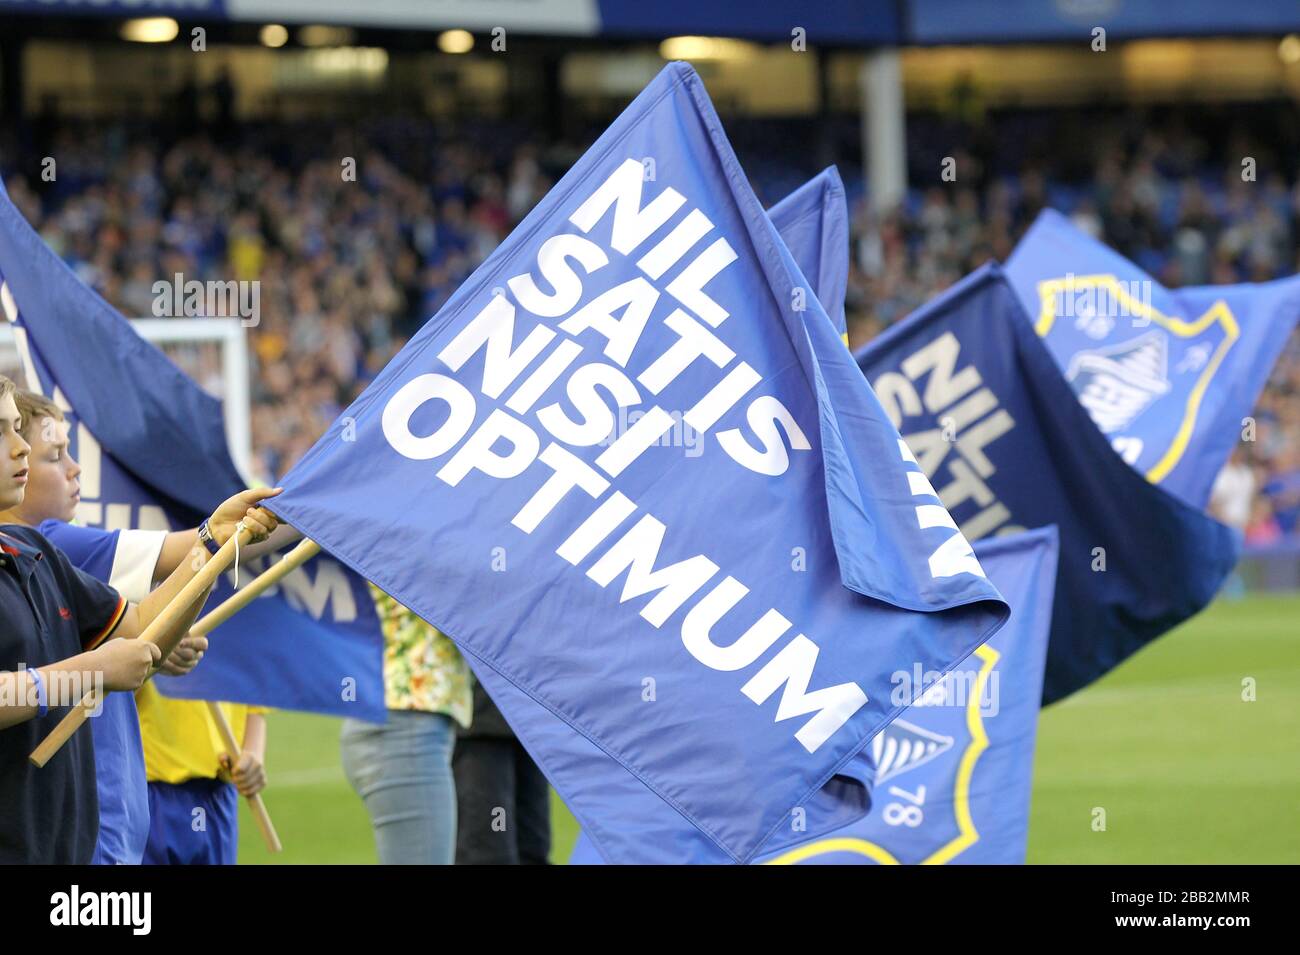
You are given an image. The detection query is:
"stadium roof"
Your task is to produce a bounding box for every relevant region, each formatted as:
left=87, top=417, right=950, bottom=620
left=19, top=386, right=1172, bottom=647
left=1, top=0, right=1299, bottom=46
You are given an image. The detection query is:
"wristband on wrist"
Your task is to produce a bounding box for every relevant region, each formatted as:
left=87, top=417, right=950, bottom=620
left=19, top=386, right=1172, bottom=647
left=26, top=668, right=47, bottom=717
left=197, top=520, right=221, bottom=556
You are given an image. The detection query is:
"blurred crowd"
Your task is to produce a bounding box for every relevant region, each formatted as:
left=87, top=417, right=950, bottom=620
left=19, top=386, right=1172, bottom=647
left=1, top=105, right=1297, bottom=541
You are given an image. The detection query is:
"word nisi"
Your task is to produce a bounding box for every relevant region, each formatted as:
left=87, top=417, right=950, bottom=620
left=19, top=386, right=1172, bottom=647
left=50, top=886, right=151, bottom=935
left=383, top=158, right=868, bottom=753
left=873, top=331, right=1024, bottom=541
left=152, top=273, right=259, bottom=326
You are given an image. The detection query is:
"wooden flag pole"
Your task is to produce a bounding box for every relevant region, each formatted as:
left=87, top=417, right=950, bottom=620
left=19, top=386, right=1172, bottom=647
left=185, top=539, right=321, bottom=854
left=190, top=538, right=321, bottom=638
left=209, top=702, right=282, bottom=853
left=29, top=522, right=270, bottom=767
left=30, top=535, right=321, bottom=767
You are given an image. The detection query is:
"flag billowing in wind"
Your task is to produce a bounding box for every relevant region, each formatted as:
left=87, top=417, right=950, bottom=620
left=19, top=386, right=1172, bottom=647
left=767, top=166, right=849, bottom=342
left=481, top=166, right=885, bottom=864
left=567, top=200, right=1056, bottom=864
left=269, top=62, right=1008, bottom=864
left=0, top=177, right=385, bottom=720
left=569, top=525, right=1059, bottom=865
left=855, top=263, right=1238, bottom=704
left=1006, top=208, right=1300, bottom=509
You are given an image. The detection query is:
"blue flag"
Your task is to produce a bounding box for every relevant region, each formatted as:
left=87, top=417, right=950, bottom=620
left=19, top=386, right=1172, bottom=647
left=855, top=263, right=1239, bottom=704
left=570, top=525, right=1059, bottom=865
left=269, top=62, right=1008, bottom=864
left=476, top=170, right=877, bottom=864
left=501, top=167, right=874, bottom=863
left=0, top=177, right=385, bottom=721
left=767, top=167, right=849, bottom=342
left=1005, top=208, right=1300, bottom=509
left=758, top=526, right=1058, bottom=865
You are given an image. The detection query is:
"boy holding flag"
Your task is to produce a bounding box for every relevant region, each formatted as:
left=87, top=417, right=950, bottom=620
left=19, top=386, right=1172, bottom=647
left=1, top=373, right=160, bottom=863
left=2, top=387, right=279, bottom=864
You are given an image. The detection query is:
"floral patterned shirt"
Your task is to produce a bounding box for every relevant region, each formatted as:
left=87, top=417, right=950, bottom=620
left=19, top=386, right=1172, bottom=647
left=369, top=583, right=472, bottom=729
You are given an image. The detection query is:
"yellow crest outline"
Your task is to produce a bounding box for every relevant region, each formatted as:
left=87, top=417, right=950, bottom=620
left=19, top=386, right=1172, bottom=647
left=1034, top=274, right=1238, bottom=483
left=765, top=642, right=1001, bottom=866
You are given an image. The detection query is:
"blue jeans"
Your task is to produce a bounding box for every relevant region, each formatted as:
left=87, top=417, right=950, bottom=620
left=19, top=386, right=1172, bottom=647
left=340, top=710, right=458, bottom=865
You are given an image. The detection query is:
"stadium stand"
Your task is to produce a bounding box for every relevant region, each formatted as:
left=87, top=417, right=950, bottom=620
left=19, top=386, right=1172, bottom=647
left=1, top=103, right=1297, bottom=541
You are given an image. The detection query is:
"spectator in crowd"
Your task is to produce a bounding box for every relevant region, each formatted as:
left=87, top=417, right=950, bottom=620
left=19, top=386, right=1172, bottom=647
left=1262, top=448, right=1300, bottom=537
left=1245, top=498, right=1283, bottom=546
left=340, top=586, right=472, bottom=865
left=3, top=111, right=1295, bottom=524
left=1210, top=449, right=1256, bottom=533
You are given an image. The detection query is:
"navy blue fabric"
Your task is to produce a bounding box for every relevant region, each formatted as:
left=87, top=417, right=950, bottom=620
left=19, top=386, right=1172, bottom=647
left=855, top=264, right=1239, bottom=704
left=0, top=525, right=123, bottom=863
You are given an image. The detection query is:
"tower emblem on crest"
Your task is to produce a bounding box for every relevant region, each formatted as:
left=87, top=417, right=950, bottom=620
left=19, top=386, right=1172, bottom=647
left=1065, top=331, right=1170, bottom=435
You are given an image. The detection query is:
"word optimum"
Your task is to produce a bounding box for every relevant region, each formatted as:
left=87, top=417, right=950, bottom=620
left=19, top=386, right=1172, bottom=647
left=382, top=159, right=979, bottom=752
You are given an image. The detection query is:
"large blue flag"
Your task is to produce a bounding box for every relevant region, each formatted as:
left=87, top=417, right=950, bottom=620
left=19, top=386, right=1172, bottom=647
left=1005, top=208, right=1300, bottom=509
left=767, top=167, right=849, bottom=342
left=269, top=62, right=1008, bottom=864
left=0, top=177, right=385, bottom=721
left=855, top=263, right=1239, bottom=704
left=569, top=525, right=1059, bottom=865
left=479, top=171, right=876, bottom=864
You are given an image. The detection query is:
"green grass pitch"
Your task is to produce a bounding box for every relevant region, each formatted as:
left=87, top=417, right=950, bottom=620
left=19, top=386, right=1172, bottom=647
left=234, top=593, right=1299, bottom=864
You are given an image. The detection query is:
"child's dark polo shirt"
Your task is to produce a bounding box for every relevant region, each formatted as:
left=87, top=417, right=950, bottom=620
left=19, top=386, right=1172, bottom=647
left=0, top=525, right=127, bottom=863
